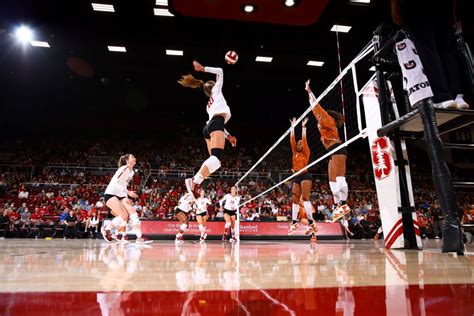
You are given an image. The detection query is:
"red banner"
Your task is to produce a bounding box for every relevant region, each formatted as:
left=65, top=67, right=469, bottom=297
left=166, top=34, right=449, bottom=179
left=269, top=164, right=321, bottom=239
left=141, top=221, right=343, bottom=237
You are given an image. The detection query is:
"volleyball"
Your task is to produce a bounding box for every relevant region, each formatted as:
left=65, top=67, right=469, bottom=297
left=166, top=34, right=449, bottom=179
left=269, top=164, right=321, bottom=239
left=225, top=51, right=238, bottom=64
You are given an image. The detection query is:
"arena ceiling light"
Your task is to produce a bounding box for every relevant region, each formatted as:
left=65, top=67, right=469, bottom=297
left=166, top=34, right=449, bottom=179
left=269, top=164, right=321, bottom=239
left=166, top=49, right=183, bottom=56
left=30, top=41, right=50, bottom=48
left=241, top=4, right=257, bottom=13
left=349, top=0, right=371, bottom=4
left=155, top=0, right=168, bottom=5
left=283, top=0, right=298, bottom=7
left=330, top=24, right=352, bottom=33
left=154, top=8, right=174, bottom=16
left=107, top=45, right=126, bottom=52
left=91, top=3, right=115, bottom=12
left=307, top=60, right=324, bottom=67
left=15, top=26, right=33, bottom=44
left=256, top=56, right=273, bottom=63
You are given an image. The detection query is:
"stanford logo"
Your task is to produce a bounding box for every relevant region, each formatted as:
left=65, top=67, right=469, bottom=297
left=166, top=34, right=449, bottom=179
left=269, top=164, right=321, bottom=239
left=371, top=137, right=392, bottom=180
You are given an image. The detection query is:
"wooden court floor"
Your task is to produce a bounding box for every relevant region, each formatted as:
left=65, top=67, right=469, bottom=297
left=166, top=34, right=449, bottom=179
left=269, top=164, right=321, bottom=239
left=1, top=239, right=473, bottom=315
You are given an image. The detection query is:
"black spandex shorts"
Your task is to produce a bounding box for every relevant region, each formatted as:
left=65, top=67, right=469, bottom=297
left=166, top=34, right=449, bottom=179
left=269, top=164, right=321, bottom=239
left=224, top=209, right=237, bottom=217
left=293, top=172, right=312, bottom=185
left=196, top=211, right=208, bottom=217
left=327, top=143, right=348, bottom=157
left=203, top=115, right=225, bottom=140
left=104, top=194, right=125, bottom=203
left=175, top=208, right=189, bottom=217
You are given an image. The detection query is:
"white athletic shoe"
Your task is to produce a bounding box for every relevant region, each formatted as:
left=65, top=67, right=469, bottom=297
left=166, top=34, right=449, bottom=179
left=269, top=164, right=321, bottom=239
left=288, top=223, right=300, bottom=235
left=332, top=205, right=351, bottom=223
left=101, top=226, right=112, bottom=243
left=119, top=234, right=129, bottom=243
left=434, top=100, right=457, bottom=109
left=136, top=236, right=153, bottom=244
left=175, top=235, right=184, bottom=243
left=185, top=178, right=198, bottom=199
left=200, top=233, right=207, bottom=241
left=455, top=94, right=469, bottom=109
left=111, top=233, right=121, bottom=242
left=304, top=224, right=317, bottom=236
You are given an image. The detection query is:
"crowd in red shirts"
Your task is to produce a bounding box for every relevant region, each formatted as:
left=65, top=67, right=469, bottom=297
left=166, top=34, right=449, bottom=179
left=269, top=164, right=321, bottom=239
left=0, top=138, right=472, bottom=239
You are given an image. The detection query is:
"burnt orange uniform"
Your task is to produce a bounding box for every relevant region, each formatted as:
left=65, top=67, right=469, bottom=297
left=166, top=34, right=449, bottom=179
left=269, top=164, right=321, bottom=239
left=309, top=91, right=341, bottom=149
left=291, top=130, right=310, bottom=173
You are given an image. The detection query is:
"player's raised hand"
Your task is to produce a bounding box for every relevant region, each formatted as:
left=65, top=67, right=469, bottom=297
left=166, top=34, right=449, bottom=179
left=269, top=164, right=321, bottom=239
left=302, top=117, right=308, bottom=128
left=289, top=117, right=297, bottom=127
left=305, top=79, right=312, bottom=93
left=193, top=61, right=204, bottom=72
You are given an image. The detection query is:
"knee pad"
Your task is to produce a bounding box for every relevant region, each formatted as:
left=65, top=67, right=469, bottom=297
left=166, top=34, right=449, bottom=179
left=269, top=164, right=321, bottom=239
left=210, top=148, right=224, bottom=160
left=180, top=223, right=188, bottom=232
left=204, top=155, right=221, bottom=173
left=225, top=222, right=231, bottom=229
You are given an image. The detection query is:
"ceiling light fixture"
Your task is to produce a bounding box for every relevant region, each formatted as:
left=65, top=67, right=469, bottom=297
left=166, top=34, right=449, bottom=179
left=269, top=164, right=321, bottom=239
left=242, top=4, right=257, bottom=13
left=154, top=8, right=174, bottom=16
left=166, top=49, right=183, bottom=56
left=283, top=0, right=297, bottom=7
left=107, top=45, right=126, bottom=52
left=330, top=24, right=352, bottom=33
left=307, top=60, right=324, bottom=67
left=15, top=26, right=33, bottom=44
left=349, top=0, right=371, bottom=4
left=256, top=56, right=273, bottom=63
left=30, top=41, right=50, bottom=48
left=91, top=3, right=115, bottom=12
left=155, top=0, right=168, bottom=5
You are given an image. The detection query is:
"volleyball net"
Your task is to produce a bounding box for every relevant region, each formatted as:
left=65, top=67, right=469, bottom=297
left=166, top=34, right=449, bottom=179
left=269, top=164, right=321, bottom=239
left=236, top=41, right=375, bottom=208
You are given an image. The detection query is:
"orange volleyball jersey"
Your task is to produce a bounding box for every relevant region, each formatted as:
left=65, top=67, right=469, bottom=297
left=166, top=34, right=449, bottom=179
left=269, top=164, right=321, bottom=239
left=312, top=105, right=340, bottom=142
left=291, top=132, right=310, bottom=173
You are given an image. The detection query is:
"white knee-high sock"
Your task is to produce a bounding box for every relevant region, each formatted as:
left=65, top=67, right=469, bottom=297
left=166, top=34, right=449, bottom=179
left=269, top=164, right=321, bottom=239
left=292, top=203, right=299, bottom=223
left=193, top=173, right=205, bottom=185
left=336, top=176, right=348, bottom=202
left=303, top=201, right=314, bottom=221
left=106, top=216, right=124, bottom=230
left=329, top=181, right=340, bottom=204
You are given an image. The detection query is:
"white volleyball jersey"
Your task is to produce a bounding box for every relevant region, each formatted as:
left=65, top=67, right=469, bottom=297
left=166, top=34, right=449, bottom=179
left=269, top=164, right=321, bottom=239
left=196, top=197, right=211, bottom=214
left=105, top=166, right=134, bottom=197
left=220, top=194, right=240, bottom=211
left=205, top=67, right=231, bottom=124
left=177, top=193, right=194, bottom=213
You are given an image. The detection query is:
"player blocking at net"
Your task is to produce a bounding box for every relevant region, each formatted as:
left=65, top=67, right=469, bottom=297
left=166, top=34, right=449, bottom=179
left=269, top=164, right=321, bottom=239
left=288, top=117, right=318, bottom=235
left=305, top=79, right=351, bottom=222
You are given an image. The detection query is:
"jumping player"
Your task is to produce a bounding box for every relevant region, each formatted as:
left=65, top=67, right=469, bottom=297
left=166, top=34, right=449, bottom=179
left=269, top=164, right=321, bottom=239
left=174, top=192, right=195, bottom=242
left=178, top=61, right=237, bottom=199
left=305, top=79, right=350, bottom=222
left=289, top=117, right=317, bottom=235
left=219, top=186, right=240, bottom=242
left=195, top=189, right=212, bottom=242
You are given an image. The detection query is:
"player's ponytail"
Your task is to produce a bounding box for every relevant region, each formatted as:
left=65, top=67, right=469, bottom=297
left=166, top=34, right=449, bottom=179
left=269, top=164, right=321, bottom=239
left=327, top=110, right=345, bottom=128
left=178, top=74, right=205, bottom=89
left=118, top=154, right=131, bottom=167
